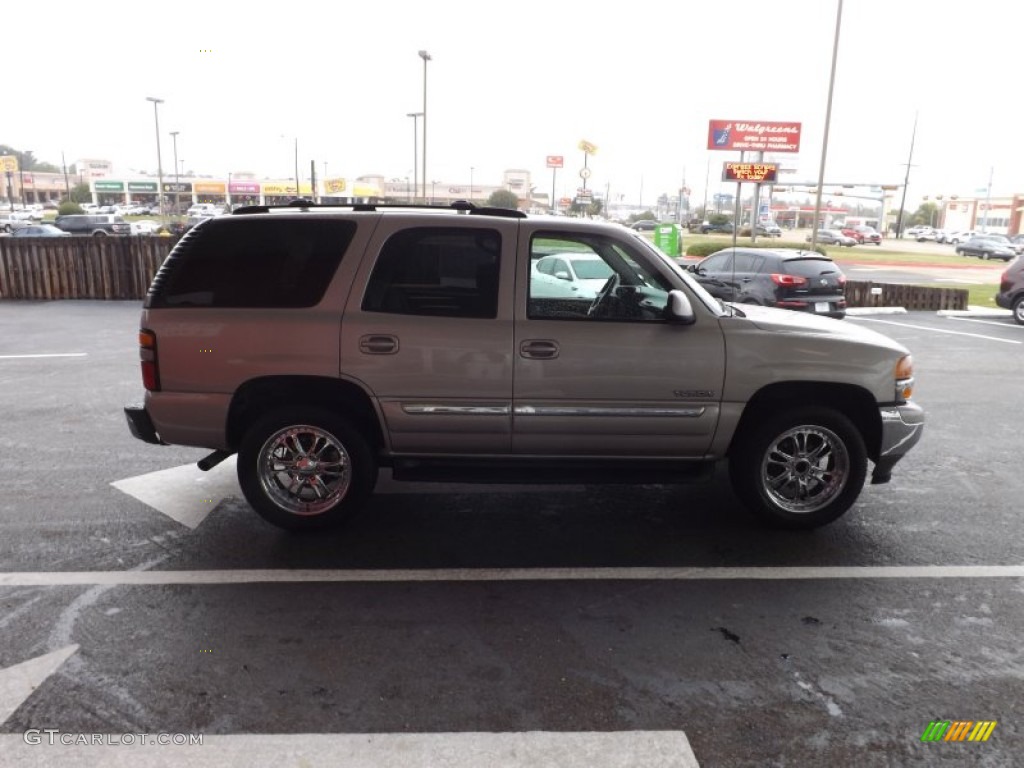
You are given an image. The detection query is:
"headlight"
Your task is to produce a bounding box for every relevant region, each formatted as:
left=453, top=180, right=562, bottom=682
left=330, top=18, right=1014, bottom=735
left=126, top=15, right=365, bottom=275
left=895, top=355, right=914, bottom=402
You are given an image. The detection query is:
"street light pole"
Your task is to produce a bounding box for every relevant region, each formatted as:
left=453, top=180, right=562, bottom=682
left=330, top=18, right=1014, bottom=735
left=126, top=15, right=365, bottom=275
left=18, top=152, right=29, bottom=207
left=470, top=166, right=474, bottom=203
left=169, top=131, right=180, bottom=217
left=145, top=97, right=165, bottom=218
left=809, top=0, right=843, bottom=252
left=418, top=50, right=431, bottom=201
left=895, top=111, right=918, bottom=239
left=407, top=112, right=422, bottom=202
left=294, top=137, right=300, bottom=201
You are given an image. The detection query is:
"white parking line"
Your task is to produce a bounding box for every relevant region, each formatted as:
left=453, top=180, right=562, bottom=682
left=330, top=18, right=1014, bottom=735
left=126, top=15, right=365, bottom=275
left=0, top=731, right=700, bottom=768
left=944, top=316, right=1023, bottom=329
left=850, top=317, right=1021, bottom=344
left=0, top=353, right=88, bottom=359
left=2, top=565, right=1024, bottom=586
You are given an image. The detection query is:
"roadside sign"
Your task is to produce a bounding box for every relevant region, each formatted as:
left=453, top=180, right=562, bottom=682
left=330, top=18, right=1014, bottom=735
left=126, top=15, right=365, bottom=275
left=546, top=155, right=564, bottom=168
left=722, top=162, right=779, bottom=183
left=0, top=155, right=18, bottom=173
left=708, top=121, right=801, bottom=153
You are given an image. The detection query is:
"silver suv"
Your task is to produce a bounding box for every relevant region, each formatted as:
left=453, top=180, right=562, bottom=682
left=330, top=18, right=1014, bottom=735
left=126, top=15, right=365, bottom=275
left=124, top=202, right=924, bottom=531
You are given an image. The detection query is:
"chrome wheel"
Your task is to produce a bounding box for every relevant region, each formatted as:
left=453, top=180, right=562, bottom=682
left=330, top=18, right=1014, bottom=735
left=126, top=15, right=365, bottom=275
left=760, top=425, right=849, bottom=515
left=257, top=424, right=351, bottom=516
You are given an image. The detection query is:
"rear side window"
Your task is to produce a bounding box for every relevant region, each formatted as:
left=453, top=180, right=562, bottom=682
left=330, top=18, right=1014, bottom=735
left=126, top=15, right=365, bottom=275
left=362, top=227, right=501, bottom=318
left=147, top=218, right=355, bottom=308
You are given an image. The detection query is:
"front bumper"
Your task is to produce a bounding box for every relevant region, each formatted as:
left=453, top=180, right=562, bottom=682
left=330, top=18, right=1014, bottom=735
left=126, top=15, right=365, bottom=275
left=124, top=405, right=166, bottom=445
left=871, top=401, right=925, bottom=484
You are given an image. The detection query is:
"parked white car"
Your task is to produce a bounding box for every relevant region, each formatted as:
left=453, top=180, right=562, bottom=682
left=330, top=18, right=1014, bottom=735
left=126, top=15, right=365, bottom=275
left=130, top=219, right=163, bottom=235
left=944, top=230, right=978, bottom=245
left=530, top=253, right=615, bottom=299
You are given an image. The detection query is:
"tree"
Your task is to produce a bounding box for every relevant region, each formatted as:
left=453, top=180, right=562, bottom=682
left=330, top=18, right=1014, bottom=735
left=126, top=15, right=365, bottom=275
left=69, top=182, right=91, bottom=204
left=0, top=145, right=61, bottom=173
left=911, top=201, right=939, bottom=228
left=58, top=201, right=83, bottom=215
left=486, top=189, right=519, bottom=210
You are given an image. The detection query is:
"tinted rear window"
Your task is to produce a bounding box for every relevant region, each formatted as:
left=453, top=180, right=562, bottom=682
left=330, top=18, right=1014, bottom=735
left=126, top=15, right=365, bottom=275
left=782, top=259, right=840, bottom=277
left=147, top=218, right=355, bottom=308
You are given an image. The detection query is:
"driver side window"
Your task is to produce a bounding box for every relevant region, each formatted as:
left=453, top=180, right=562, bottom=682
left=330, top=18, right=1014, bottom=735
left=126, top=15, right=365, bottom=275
left=527, top=232, right=671, bottom=322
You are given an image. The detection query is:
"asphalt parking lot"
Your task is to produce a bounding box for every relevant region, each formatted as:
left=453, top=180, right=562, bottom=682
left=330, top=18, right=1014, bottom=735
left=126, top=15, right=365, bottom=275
left=0, top=300, right=1022, bottom=766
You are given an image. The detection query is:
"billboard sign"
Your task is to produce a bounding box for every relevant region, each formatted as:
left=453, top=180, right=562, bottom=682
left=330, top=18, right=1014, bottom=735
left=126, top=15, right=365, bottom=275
left=546, top=155, right=564, bottom=168
left=708, top=120, right=801, bottom=153
left=722, top=162, right=779, bottom=183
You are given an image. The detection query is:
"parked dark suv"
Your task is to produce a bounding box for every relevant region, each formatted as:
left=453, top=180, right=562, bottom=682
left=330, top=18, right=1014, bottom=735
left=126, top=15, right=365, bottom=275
left=995, top=257, right=1024, bottom=324
left=688, top=247, right=848, bottom=318
left=53, top=214, right=131, bottom=236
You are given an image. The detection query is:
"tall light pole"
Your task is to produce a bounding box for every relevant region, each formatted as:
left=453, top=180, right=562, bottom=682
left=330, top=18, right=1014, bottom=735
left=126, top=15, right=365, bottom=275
left=145, top=97, right=165, bottom=218
left=895, top=111, right=918, bottom=239
left=169, top=131, right=180, bottom=217
left=294, top=137, right=300, bottom=201
left=470, top=166, right=474, bottom=202
left=418, top=50, right=431, bottom=201
left=407, top=112, right=422, bottom=202
left=808, top=0, right=843, bottom=251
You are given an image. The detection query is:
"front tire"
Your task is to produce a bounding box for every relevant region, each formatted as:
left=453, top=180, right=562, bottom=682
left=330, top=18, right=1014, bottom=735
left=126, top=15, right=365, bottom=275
left=237, top=407, right=377, bottom=531
left=729, top=407, right=867, bottom=529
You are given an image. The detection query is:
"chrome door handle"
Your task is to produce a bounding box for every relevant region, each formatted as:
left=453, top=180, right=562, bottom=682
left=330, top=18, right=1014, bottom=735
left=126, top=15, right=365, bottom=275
left=359, top=335, right=399, bottom=354
left=519, top=340, right=559, bottom=359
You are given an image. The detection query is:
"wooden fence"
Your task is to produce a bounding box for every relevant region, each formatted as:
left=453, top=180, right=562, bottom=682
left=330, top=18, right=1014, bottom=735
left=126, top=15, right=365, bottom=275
left=0, top=239, right=972, bottom=311
left=0, top=236, right=177, bottom=300
left=844, top=280, right=968, bottom=311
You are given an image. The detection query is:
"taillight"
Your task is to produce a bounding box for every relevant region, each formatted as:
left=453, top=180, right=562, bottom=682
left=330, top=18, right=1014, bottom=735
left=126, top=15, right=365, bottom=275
left=770, top=273, right=807, bottom=286
left=139, top=329, right=160, bottom=392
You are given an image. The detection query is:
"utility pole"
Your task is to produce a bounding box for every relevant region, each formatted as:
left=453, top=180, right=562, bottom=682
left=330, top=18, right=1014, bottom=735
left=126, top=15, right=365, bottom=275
left=895, top=111, right=918, bottom=239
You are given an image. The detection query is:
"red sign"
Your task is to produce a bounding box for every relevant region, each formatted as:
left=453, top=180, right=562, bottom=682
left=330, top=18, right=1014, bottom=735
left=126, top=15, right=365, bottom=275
left=546, top=155, right=564, bottom=168
left=707, top=120, right=801, bottom=153
left=722, top=162, right=779, bottom=183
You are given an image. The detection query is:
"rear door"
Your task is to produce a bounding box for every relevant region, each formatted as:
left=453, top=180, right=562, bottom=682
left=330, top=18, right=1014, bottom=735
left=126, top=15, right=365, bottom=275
left=340, top=216, right=518, bottom=455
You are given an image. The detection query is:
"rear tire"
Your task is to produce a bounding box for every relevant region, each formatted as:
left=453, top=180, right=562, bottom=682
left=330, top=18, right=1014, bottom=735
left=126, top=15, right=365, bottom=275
left=1013, top=296, right=1024, bottom=326
left=729, top=407, right=867, bottom=530
left=237, top=407, right=377, bottom=531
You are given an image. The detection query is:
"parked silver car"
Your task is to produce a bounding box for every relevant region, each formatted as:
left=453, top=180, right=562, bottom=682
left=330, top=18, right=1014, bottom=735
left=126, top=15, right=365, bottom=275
left=808, top=229, right=857, bottom=247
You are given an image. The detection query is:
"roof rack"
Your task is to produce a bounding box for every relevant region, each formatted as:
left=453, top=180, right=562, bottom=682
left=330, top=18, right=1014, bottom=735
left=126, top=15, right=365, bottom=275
left=231, top=199, right=527, bottom=219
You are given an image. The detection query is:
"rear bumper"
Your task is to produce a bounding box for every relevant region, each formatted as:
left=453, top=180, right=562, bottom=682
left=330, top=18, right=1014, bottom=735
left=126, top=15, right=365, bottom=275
left=124, top=405, right=166, bottom=445
left=871, top=402, right=925, bottom=484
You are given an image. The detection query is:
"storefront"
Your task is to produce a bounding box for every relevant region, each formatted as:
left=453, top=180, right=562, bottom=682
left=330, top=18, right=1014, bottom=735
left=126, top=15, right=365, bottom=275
left=262, top=182, right=313, bottom=205
left=93, top=180, right=125, bottom=206
left=229, top=181, right=260, bottom=209
left=127, top=181, right=159, bottom=208
left=163, top=182, right=193, bottom=214
left=194, top=182, right=227, bottom=206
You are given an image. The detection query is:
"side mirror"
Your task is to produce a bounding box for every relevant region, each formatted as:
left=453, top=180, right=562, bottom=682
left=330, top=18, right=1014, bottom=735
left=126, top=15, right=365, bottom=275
left=554, top=270, right=571, bottom=280
left=666, top=290, right=696, bottom=324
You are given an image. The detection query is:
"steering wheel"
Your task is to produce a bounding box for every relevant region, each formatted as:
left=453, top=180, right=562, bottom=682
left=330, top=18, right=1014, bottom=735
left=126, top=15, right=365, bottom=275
left=587, top=273, right=621, bottom=318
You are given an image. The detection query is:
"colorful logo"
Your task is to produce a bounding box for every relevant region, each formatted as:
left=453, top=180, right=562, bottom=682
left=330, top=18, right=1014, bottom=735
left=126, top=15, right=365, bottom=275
left=921, top=720, right=997, bottom=742
left=712, top=124, right=732, bottom=146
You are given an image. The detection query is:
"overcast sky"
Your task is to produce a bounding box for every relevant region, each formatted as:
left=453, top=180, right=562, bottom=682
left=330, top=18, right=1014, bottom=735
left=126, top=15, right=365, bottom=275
left=5, top=0, right=1019, bottom=206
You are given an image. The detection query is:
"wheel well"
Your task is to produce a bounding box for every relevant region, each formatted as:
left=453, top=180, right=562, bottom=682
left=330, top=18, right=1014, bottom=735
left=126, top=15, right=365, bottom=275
left=729, top=382, right=882, bottom=461
left=226, top=376, right=385, bottom=455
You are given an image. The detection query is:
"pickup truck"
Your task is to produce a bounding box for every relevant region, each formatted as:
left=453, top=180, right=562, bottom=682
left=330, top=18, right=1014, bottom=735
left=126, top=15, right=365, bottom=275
left=124, top=202, right=924, bottom=532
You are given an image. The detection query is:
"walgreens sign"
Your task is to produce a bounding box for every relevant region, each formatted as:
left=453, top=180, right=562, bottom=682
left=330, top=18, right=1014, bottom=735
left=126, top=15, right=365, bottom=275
left=707, top=120, right=801, bottom=153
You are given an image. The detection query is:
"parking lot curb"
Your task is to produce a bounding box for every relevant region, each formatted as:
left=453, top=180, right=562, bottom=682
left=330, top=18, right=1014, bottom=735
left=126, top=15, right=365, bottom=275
left=937, top=307, right=1012, bottom=318
left=845, top=307, right=908, bottom=315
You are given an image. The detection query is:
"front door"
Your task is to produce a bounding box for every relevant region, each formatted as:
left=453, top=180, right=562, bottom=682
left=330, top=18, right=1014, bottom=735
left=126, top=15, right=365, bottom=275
left=513, top=229, right=726, bottom=457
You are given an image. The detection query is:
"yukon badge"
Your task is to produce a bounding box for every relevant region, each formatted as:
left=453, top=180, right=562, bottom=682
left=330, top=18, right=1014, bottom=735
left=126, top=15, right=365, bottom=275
left=674, top=389, right=715, bottom=399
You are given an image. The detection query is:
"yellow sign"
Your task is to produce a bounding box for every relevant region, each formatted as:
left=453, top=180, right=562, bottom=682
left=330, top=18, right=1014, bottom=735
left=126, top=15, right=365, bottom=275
left=324, top=178, right=347, bottom=194
left=0, top=155, right=19, bottom=173
left=577, top=140, right=598, bottom=155
left=263, top=183, right=312, bottom=195
left=193, top=182, right=226, bottom=194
